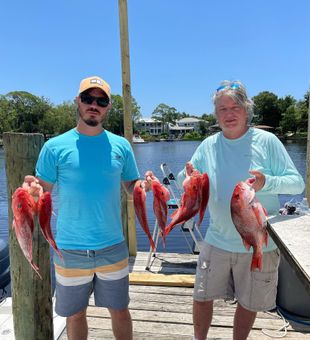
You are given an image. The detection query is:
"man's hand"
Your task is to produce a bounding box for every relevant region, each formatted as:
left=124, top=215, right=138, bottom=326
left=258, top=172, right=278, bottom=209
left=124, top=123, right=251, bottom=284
left=22, top=176, right=43, bottom=200
left=248, top=170, right=266, bottom=192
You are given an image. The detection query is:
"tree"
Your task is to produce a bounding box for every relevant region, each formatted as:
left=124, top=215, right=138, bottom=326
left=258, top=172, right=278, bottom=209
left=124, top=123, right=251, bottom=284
left=278, top=95, right=296, bottom=114
left=279, top=105, right=298, bottom=133
left=201, top=113, right=216, bottom=127
left=0, top=95, right=13, bottom=134
left=252, top=91, right=281, bottom=127
left=295, top=91, right=309, bottom=132
left=5, top=91, right=52, bottom=133
left=104, top=95, right=141, bottom=135
left=151, top=103, right=179, bottom=133
left=198, top=120, right=208, bottom=136
left=39, top=101, right=77, bottom=136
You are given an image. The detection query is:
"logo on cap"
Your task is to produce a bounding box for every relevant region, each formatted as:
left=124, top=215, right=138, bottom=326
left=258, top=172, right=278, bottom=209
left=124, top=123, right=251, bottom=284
left=90, top=78, right=102, bottom=85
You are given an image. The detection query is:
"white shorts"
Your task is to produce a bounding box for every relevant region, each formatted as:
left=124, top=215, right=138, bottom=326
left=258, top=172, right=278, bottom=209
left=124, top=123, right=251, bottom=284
left=193, top=243, right=280, bottom=312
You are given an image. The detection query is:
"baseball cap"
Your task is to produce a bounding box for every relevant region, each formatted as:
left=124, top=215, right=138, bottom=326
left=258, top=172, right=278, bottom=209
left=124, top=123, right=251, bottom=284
left=78, top=76, right=111, bottom=98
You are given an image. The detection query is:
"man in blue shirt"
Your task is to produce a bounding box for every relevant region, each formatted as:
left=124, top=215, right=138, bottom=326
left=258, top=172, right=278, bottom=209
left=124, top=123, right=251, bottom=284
left=25, top=76, right=141, bottom=340
left=179, top=80, right=305, bottom=340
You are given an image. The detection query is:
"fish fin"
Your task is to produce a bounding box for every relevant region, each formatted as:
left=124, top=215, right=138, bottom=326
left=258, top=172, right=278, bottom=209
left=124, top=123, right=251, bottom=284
left=263, top=230, right=268, bottom=247
left=170, top=209, right=179, bottom=218
left=252, top=202, right=267, bottom=227
left=242, top=239, right=251, bottom=251
left=251, top=253, right=262, bottom=271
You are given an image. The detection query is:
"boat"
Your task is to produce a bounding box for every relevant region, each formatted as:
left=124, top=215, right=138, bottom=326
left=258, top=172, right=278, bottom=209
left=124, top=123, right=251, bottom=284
left=0, top=238, right=10, bottom=298
left=132, top=135, right=146, bottom=144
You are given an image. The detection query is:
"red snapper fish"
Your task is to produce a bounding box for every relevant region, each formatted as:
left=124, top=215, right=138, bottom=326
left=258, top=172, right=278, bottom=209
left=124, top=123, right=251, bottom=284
left=133, top=181, right=156, bottom=250
left=230, top=179, right=268, bottom=271
left=37, top=191, right=62, bottom=259
left=12, top=187, right=42, bottom=279
left=12, top=183, right=62, bottom=279
left=164, top=163, right=209, bottom=237
left=146, top=171, right=170, bottom=244
left=198, top=172, right=210, bottom=226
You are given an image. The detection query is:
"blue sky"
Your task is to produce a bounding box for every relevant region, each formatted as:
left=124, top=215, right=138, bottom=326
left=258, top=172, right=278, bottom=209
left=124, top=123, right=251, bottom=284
left=1, top=1, right=309, bottom=117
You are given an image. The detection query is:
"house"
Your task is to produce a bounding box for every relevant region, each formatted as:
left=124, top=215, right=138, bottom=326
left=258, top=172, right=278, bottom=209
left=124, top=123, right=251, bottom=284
left=136, top=117, right=203, bottom=136
left=176, top=117, right=202, bottom=131
left=136, top=118, right=163, bottom=135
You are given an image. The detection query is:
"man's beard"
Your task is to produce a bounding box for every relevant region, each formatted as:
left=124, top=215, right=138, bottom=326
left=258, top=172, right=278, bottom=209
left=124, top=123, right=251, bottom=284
left=83, top=117, right=100, bottom=127
left=78, top=108, right=104, bottom=127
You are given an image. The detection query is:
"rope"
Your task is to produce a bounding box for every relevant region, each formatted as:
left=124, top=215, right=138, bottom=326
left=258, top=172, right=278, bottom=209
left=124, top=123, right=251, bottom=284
left=261, top=309, right=289, bottom=338
left=276, top=306, right=310, bottom=326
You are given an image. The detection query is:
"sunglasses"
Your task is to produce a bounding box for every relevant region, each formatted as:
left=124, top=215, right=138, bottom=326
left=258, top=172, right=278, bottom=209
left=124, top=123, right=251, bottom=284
left=216, top=83, right=240, bottom=92
left=80, top=93, right=110, bottom=107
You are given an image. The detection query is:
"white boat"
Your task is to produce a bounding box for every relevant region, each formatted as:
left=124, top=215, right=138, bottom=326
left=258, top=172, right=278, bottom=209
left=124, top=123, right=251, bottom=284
left=132, top=135, right=146, bottom=144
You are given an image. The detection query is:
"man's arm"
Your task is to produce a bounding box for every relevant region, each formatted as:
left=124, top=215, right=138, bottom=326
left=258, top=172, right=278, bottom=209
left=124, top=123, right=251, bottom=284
left=122, top=179, right=139, bottom=195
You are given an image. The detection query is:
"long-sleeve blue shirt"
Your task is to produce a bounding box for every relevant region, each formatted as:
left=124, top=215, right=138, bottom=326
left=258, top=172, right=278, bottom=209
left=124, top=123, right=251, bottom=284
left=178, top=128, right=305, bottom=252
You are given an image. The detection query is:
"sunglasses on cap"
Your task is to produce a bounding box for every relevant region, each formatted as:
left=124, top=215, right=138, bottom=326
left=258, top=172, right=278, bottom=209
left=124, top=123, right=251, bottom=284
left=216, top=83, right=240, bottom=92
left=80, top=93, right=110, bottom=107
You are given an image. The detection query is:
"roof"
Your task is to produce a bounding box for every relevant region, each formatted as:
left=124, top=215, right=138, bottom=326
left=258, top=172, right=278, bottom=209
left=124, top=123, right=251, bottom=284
left=177, top=117, right=201, bottom=123
left=138, top=118, right=161, bottom=123
left=253, top=125, right=275, bottom=130
left=168, top=123, right=193, bottom=131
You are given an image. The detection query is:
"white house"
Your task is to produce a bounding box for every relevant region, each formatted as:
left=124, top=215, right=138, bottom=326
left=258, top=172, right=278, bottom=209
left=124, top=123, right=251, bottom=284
left=136, top=117, right=203, bottom=136
left=136, top=118, right=163, bottom=135
left=176, top=117, right=202, bottom=131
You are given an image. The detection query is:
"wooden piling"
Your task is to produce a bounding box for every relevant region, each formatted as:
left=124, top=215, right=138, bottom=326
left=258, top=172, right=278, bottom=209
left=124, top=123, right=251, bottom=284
left=118, top=0, right=137, bottom=256
left=3, top=132, right=53, bottom=340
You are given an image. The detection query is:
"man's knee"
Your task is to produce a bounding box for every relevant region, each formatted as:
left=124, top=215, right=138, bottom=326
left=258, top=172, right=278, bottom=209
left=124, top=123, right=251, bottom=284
left=67, top=309, right=87, bottom=322
left=109, top=308, right=131, bottom=321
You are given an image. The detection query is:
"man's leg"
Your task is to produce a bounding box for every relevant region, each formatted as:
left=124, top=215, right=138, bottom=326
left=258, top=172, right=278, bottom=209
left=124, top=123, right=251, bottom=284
left=233, top=303, right=256, bottom=340
left=193, top=300, right=213, bottom=340
left=66, top=308, right=88, bottom=340
left=109, top=308, right=133, bottom=340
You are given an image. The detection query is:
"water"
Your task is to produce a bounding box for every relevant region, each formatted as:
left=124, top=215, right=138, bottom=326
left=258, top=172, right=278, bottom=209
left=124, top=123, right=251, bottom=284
left=0, top=139, right=307, bottom=253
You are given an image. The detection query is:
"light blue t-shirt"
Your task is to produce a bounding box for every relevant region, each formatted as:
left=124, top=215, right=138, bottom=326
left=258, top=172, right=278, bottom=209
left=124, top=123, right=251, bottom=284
left=179, top=128, right=305, bottom=252
left=36, top=128, right=140, bottom=250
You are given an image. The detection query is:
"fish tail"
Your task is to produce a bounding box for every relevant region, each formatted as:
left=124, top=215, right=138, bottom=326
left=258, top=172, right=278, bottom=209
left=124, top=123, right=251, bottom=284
left=164, top=224, right=174, bottom=238
left=160, top=230, right=166, bottom=248
left=251, top=252, right=262, bottom=271
left=149, top=236, right=156, bottom=251
left=30, top=261, right=42, bottom=280
left=55, top=248, right=63, bottom=260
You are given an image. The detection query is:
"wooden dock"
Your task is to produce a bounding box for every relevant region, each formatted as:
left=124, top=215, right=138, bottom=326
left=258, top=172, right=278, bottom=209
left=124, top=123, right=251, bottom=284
left=57, top=251, right=310, bottom=340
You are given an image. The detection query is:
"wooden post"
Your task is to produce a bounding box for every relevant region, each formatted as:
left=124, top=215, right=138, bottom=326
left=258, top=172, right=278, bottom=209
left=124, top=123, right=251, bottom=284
left=3, top=132, right=53, bottom=340
left=306, top=92, right=310, bottom=203
left=118, top=0, right=137, bottom=256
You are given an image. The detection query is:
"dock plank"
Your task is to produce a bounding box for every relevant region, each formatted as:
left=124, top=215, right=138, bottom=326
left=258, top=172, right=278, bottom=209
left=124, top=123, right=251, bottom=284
left=57, top=251, right=310, bottom=340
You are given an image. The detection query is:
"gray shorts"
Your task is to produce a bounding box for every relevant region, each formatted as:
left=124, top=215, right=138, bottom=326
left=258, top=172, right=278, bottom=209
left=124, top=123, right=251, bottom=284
left=193, top=243, right=280, bottom=312
left=54, top=241, right=130, bottom=317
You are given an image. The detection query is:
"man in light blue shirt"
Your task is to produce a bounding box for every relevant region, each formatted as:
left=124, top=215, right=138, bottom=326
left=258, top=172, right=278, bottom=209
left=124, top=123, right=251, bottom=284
left=182, top=80, right=305, bottom=340
left=26, top=76, right=142, bottom=340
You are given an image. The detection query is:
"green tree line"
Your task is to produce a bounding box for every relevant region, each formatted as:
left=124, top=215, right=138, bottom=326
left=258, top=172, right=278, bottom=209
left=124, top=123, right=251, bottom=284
left=0, top=92, right=141, bottom=137
left=0, top=89, right=308, bottom=138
